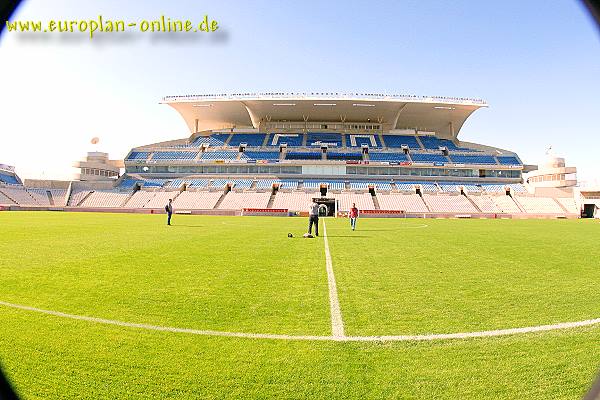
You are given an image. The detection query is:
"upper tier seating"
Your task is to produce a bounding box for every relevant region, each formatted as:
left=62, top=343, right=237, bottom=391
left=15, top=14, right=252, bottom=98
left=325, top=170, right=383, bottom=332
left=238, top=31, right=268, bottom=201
left=418, top=183, right=439, bottom=192
left=255, top=180, right=276, bottom=189
left=266, top=133, right=303, bottom=147
left=80, top=191, right=129, bottom=208
left=229, top=179, right=254, bottom=190
left=272, top=192, right=320, bottom=211
left=369, top=152, right=409, bottom=162
left=0, top=173, right=20, bottom=185
left=377, top=193, right=429, bottom=212
left=423, top=194, right=478, bottom=213
left=507, top=184, right=527, bottom=193
left=118, top=179, right=139, bottom=189
left=418, top=136, right=473, bottom=151
left=188, top=179, right=210, bottom=188
left=346, top=134, right=380, bottom=147
left=210, top=179, right=230, bottom=188
left=218, top=191, right=271, bottom=210
left=410, top=153, right=448, bottom=163
left=332, top=193, right=375, bottom=211
left=381, top=135, right=421, bottom=149
left=126, top=151, right=150, bottom=161
left=243, top=151, right=280, bottom=160
left=515, top=196, right=564, bottom=214
left=306, top=133, right=342, bottom=147
left=497, top=156, right=522, bottom=165
left=227, top=134, right=267, bottom=147
left=172, top=191, right=222, bottom=210
left=200, top=151, right=239, bottom=160
left=449, top=155, right=497, bottom=165
left=152, top=151, right=198, bottom=160
left=191, top=134, right=229, bottom=147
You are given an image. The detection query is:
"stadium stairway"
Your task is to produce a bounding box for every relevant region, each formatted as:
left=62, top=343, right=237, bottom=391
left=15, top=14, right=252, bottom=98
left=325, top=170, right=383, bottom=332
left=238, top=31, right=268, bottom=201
left=76, top=191, right=93, bottom=206
left=464, top=192, right=482, bottom=212
left=213, top=190, right=229, bottom=209
left=372, top=192, right=381, bottom=210
left=509, top=193, right=527, bottom=213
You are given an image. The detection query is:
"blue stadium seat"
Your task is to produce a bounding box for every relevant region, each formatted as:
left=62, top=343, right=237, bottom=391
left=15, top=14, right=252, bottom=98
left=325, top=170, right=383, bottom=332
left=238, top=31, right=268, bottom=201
left=192, top=134, right=230, bottom=147
left=497, top=156, right=522, bottom=165
left=285, top=152, right=321, bottom=160
left=410, top=153, right=448, bottom=163
left=347, top=134, right=380, bottom=147
left=201, top=151, right=239, bottom=160
left=152, top=151, right=198, bottom=160
left=382, top=135, right=421, bottom=149
left=126, top=151, right=150, bottom=161
left=306, top=133, right=342, bottom=147
left=369, top=152, right=409, bottom=162
left=449, top=155, right=497, bottom=164
left=327, top=152, right=362, bottom=161
left=243, top=151, right=280, bottom=160
left=266, top=133, right=303, bottom=147
left=227, top=134, right=266, bottom=147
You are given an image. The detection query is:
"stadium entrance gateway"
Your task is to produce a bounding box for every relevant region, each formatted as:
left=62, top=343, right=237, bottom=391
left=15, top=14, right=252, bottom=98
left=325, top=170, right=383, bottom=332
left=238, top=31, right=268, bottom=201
left=313, top=197, right=336, bottom=217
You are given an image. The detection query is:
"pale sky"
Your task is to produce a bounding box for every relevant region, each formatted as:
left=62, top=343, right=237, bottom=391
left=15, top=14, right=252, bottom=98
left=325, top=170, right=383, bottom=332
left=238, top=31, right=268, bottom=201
left=0, top=0, right=599, bottom=181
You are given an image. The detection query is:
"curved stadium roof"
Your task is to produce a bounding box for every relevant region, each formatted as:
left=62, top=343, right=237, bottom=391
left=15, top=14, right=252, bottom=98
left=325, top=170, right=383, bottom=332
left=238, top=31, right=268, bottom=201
left=162, top=92, right=488, bottom=139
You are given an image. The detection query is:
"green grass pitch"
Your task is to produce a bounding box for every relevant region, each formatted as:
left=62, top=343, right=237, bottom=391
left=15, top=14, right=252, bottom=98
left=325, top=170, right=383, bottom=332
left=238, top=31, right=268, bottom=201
left=0, top=212, right=599, bottom=399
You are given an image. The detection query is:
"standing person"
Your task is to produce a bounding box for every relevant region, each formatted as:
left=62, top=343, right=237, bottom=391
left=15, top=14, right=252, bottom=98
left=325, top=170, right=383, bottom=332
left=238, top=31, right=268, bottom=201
left=165, top=199, right=173, bottom=226
left=349, top=203, right=359, bottom=231
left=308, top=200, right=320, bottom=237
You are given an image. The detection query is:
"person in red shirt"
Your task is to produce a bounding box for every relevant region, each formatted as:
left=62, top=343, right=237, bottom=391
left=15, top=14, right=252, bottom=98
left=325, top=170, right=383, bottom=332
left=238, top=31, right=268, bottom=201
left=349, top=203, right=359, bottom=231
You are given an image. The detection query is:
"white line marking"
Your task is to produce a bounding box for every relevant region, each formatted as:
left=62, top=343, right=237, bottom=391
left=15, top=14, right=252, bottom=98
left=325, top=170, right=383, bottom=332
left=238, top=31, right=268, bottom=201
left=323, top=219, right=345, bottom=338
left=1, top=300, right=599, bottom=342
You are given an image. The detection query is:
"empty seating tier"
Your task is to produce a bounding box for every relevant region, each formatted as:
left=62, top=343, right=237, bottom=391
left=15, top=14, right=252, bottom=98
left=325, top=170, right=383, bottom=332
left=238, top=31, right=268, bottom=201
left=423, top=194, right=478, bottom=213
left=381, top=135, right=421, bottom=149
left=201, top=151, right=239, bottom=160
left=152, top=151, right=198, bottom=160
left=227, top=134, right=267, bottom=147
left=272, top=192, right=320, bottom=212
left=243, top=151, right=280, bottom=160
left=346, top=134, right=380, bottom=147
left=80, top=191, right=129, bottom=208
left=285, top=152, right=321, bottom=160
left=369, top=152, right=409, bottom=162
left=126, top=151, right=150, bottom=161
left=497, top=156, right=522, bottom=165
left=515, top=196, right=564, bottom=214
left=172, top=191, right=222, bottom=210
left=449, top=155, right=497, bottom=165
left=332, top=193, right=375, bottom=211
left=377, top=193, right=428, bottom=212
left=410, top=153, right=448, bottom=163
left=327, top=152, right=362, bottom=161
left=306, top=133, right=342, bottom=147
left=218, top=191, right=271, bottom=210
left=267, top=133, right=303, bottom=147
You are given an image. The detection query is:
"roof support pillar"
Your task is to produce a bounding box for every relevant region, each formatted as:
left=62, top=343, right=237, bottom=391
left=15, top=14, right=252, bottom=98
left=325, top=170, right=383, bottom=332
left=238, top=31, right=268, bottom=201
left=390, top=103, right=407, bottom=130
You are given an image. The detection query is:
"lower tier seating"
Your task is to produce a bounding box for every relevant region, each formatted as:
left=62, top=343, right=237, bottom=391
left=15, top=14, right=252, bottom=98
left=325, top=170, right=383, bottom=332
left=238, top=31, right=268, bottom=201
left=377, top=193, right=429, bottom=212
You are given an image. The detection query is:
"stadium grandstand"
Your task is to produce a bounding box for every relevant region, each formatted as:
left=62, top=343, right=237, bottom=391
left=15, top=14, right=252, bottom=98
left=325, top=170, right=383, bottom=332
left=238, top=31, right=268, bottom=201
left=0, top=93, right=587, bottom=218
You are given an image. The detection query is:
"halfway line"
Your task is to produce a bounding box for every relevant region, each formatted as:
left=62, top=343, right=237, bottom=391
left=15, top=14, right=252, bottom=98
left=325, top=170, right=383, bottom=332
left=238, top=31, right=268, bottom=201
left=323, top=219, right=345, bottom=338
